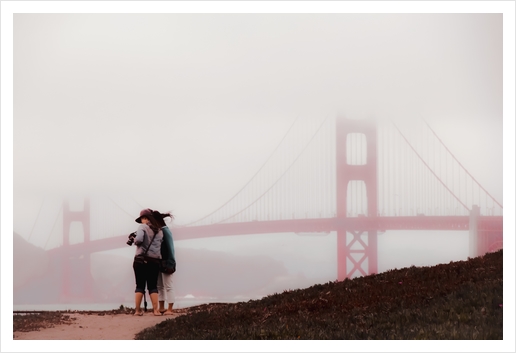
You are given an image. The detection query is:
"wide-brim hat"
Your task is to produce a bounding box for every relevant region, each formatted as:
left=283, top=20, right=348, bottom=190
left=135, top=208, right=153, bottom=223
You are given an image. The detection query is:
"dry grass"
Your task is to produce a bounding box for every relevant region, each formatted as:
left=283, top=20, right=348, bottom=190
left=12, top=305, right=139, bottom=333
left=135, top=250, right=503, bottom=340
left=13, top=312, right=76, bottom=332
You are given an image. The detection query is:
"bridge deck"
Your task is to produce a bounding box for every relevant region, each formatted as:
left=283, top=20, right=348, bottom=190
left=47, top=216, right=502, bottom=255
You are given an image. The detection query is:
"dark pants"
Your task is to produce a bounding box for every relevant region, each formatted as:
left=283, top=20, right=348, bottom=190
left=133, top=258, right=160, bottom=294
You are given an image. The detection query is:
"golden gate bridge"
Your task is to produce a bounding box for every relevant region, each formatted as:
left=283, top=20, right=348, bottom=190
left=26, top=116, right=502, bottom=302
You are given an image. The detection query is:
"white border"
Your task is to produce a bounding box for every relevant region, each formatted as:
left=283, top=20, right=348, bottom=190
left=0, top=0, right=514, bottom=14
left=502, top=1, right=516, bottom=350
left=2, top=1, right=515, bottom=352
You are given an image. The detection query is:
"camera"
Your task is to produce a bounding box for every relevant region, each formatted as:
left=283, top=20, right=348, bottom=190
left=126, top=232, right=137, bottom=246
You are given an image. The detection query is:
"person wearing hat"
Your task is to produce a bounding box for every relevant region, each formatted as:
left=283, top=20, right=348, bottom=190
left=130, top=208, right=164, bottom=316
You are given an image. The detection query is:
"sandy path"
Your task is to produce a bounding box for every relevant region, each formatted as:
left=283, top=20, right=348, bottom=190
left=13, top=312, right=181, bottom=340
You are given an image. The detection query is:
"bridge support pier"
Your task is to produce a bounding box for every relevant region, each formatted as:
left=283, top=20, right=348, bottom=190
left=469, top=205, right=503, bottom=258
left=337, top=229, right=377, bottom=279
left=469, top=205, right=480, bottom=258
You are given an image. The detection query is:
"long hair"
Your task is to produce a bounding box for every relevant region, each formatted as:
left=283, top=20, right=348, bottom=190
left=143, top=213, right=162, bottom=234
left=152, top=210, right=174, bottom=228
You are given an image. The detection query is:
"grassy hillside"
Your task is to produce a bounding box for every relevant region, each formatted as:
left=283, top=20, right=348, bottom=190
left=136, top=250, right=503, bottom=340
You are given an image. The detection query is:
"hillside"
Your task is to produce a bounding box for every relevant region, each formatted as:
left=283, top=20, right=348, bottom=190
left=13, top=232, right=49, bottom=289
left=135, top=250, right=503, bottom=340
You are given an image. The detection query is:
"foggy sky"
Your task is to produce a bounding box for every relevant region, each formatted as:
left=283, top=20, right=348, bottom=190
left=3, top=2, right=515, bottom=352
left=11, top=12, right=505, bottom=257
left=13, top=12, right=503, bottom=216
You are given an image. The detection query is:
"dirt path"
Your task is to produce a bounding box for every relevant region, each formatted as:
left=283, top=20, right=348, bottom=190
left=13, top=312, right=181, bottom=340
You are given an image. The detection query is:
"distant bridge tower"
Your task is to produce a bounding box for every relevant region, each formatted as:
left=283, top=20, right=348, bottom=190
left=336, top=118, right=378, bottom=280
left=61, top=198, right=94, bottom=301
left=469, top=205, right=503, bottom=258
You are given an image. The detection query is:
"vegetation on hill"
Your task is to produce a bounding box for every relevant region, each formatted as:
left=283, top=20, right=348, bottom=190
left=13, top=311, right=76, bottom=332
left=135, top=250, right=503, bottom=340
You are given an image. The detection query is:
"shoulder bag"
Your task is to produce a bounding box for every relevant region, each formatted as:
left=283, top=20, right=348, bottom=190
left=134, top=229, right=156, bottom=264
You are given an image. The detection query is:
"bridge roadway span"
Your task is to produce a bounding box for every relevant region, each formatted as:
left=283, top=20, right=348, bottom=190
left=47, top=215, right=501, bottom=256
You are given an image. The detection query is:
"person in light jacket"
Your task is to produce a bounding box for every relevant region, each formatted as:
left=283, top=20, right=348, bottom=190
left=152, top=210, right=176, bottom=315
left=131, top=208, right=163, bottom=316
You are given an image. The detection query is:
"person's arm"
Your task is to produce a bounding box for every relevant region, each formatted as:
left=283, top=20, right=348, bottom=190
left=134, top=225, right=146, bottom=246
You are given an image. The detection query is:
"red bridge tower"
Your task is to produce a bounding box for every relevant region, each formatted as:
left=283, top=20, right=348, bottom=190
left=336, top=118, right=378, bottom=280
left=61, top=198, right=94, bottom=302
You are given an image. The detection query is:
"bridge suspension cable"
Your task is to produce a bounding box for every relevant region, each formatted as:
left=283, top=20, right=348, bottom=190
left=43, top=207, right=62, bottom=250
left=392, top=121, right=471, bottom=213
left=174, top=116, right=501, bottom=225
left=182, top=115, right=333, bottom=226
left=423, top=119, right=503, bottom=209
left=180, top=115, right=301, bottom=227
left=213, top=115, right=331, bottom=225
left=378, top=119, right=502, bottom=217
left=106, top=194, right=141, bottom=220
left=27, top=197, right=45, bottom=242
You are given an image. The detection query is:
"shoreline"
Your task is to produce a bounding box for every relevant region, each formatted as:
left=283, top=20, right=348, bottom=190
left=13, top=302, right=231, bottom=340
left=12, top=308, right=188, bottom=340
left=13, top=297, right=247, bottom=312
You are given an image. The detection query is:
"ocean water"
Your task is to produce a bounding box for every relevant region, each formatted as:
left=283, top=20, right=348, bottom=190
left=13, top=297, right=251, bottom=312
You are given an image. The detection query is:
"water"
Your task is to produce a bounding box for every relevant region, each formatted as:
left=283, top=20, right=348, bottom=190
left=13, top=297, right=252, bottom=312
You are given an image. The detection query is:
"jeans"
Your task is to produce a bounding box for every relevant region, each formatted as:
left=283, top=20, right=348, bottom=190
left=133, top=258, right=160, bottom=294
